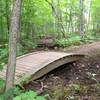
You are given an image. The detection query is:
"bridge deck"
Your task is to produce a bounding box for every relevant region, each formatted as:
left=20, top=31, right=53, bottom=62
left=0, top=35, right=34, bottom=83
left=0, top=51, right=84, bottom=85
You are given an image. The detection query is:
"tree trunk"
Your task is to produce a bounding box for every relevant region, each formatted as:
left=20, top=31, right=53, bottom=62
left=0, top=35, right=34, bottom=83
left=57, top=0, right=66, bottom=38
left=79, top=0, right=85, bottom=37
left=6, top=0, right=11, bottom=34
left=17, top=0, right=22, bottom=42
left=86, top=0, right=92, bottom=31
left=67, top=7, right=73, bottom=33
left=5, top=0, right=22, bottom=99
left=51, top=0, right=56, bottom=33
left=0, top=0, right=4, bottom=40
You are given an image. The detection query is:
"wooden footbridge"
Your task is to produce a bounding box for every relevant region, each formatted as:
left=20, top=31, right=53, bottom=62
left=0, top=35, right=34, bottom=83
left=0, top=51, right=84, bottom=85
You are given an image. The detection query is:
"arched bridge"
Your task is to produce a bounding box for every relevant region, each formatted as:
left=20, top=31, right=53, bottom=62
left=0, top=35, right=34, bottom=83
left=0, top=51, right=84, bottom=85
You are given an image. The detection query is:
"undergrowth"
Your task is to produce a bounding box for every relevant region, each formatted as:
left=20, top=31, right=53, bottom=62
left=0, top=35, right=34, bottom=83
left=0, top=87, right=45, bottom=100
left=46, top=83, right=100, bottom=100
left=13, top=90, right=45, bottom=100
left=54, top=32, right=100, bottom=48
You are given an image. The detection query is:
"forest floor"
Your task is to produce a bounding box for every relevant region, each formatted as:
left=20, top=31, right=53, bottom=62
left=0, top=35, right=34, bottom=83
left=23, top=42, right=100, bottom=100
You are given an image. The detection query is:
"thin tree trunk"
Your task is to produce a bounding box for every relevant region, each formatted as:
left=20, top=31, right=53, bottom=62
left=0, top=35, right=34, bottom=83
left=57, top=0, right=66, bottom=38
left=5, top=0, right=22, bottom=99
left=17, top=0, right=22, bottom=42
left=6, top=0, right=11, bottom=34
left=79, top=0, right=85, bottom=37
left=51, top=0, right=56, bottom=33
left=86, top=0, right=92, bottom=31
left=0, top=0, right=4, bottom=40
left=68, top=7, right=73, bottom=32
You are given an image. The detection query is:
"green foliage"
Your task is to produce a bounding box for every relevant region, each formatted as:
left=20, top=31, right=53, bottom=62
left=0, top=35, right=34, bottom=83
left=0, top=86, right=23, bottom=100
left=0, top=63, right=4, bottom=71
left=13, top=91, right=45, bottom=100
left=0, top=44, right=8, bottom=63
left=16, top=39, right=38, bottom=56
left=54, top=31, right=100, bottom=48
left=70, top=84, right=82, bottom=93
left=0, top=87, right=45, bottom=100
left=0, top=46, right=7, bottom=72
left=0, top=48, right=8, bottom=60
left=22, top=39, right=37, bottom=49
left=54, top=36, right=81, bottom=47
left=0, top=79, right=5, bottom=90
left=81, top=32, right=100, bottom=43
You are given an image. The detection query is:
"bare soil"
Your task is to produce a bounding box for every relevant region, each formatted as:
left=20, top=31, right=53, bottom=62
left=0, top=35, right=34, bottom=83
left=23, top=42, right=100, bottom=100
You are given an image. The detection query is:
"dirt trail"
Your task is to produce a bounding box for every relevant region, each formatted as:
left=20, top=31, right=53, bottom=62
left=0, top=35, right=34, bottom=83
left=66, top=41, right=100, bottom=56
